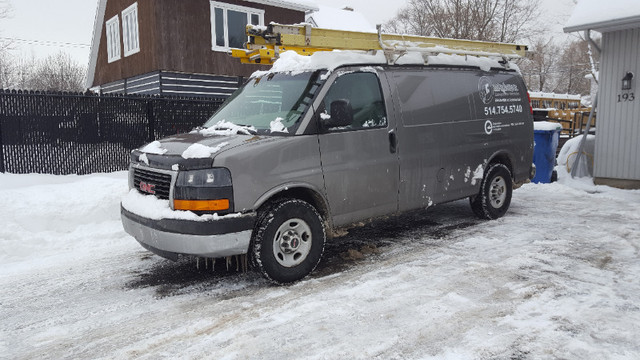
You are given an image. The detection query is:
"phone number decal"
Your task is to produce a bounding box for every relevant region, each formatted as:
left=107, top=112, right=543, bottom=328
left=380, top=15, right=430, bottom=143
left=484, top=104, right=523, bottom=116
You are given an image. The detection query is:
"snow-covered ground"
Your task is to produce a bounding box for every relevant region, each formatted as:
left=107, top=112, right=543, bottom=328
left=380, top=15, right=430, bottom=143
left=1, top=171, right=639, bottom=359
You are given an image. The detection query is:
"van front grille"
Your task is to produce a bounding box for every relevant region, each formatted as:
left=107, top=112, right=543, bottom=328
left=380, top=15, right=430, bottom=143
left=133, top=168, right=172, bottom=200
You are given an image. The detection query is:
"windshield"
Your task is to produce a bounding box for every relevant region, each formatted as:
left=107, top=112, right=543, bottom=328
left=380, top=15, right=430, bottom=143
left=202, top=71, right=325, bottom=135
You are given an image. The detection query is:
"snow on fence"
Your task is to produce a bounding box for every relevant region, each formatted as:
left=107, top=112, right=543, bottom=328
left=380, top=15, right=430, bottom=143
left=0, top=89, right=224, bottom=175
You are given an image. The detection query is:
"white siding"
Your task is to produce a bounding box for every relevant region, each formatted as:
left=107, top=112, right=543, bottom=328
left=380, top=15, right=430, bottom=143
left=595, top=28, right=640, bottom=181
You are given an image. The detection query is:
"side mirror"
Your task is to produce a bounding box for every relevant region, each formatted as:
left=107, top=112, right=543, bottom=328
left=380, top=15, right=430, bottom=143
left=321, top=99, right=353, bottom=129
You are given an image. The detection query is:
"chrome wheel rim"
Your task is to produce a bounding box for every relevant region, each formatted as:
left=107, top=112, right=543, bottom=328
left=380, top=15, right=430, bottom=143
left=272, top=218, right=312, bottom=267
left=489, top=176, right=507, bottom=208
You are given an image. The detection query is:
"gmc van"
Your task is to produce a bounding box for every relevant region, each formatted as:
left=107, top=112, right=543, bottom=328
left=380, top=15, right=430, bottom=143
left=121, top=51, right=534, bottom=283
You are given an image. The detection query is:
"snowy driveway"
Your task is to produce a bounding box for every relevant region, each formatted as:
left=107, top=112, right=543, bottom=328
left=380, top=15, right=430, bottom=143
left=1, top=172, right=639, bottom=359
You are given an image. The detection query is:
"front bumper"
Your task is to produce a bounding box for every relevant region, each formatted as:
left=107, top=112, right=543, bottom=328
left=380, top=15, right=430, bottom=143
left=121, top=206, right=255, bottom=260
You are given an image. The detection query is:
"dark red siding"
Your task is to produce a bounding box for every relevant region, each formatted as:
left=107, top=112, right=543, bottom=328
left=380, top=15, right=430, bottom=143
left=92, top=0, right=306, bottom=87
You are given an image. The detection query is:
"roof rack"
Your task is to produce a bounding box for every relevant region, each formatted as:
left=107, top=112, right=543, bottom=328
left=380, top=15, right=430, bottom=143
left=230, top=24, right=528, bottom=66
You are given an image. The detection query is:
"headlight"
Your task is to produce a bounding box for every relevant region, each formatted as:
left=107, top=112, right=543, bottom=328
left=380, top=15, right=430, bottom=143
left=176, top=168, right=232, bottom=187
left=174, top=168, right=234, bottom=213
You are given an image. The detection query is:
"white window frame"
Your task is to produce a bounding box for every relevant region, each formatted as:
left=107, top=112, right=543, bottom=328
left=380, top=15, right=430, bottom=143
left=122, top=2, right=140, bottom=57
left=106, top=15, right=121, bottom=63
left=210, top=1, right=264, bottom=51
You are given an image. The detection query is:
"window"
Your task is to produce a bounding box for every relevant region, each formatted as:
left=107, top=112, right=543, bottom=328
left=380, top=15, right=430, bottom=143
left=203, top=72, right=323, bottom=135
left=210, top=1, right=264, bottom=50
left=106, top=15, right=121, bottom=63
left=322, top=72, right=387, bottom=131
left=122, top=3, right=140, bottom=57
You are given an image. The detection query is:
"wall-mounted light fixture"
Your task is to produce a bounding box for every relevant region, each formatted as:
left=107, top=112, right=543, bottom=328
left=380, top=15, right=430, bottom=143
left=622, top=72, right=634, bottom=90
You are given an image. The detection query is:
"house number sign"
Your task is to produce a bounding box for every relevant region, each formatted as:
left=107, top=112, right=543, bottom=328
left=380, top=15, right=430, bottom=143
left=617, top=92, right=635, bottom=102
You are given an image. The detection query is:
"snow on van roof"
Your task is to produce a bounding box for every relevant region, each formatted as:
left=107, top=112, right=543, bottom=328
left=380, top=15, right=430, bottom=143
left=251, top=50, right=514, bottom=78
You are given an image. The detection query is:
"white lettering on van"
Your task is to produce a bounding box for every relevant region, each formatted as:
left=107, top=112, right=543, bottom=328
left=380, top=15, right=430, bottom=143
left=493, top=83, right=519, bottom=94
left=484, top=104, right=524, bottom=116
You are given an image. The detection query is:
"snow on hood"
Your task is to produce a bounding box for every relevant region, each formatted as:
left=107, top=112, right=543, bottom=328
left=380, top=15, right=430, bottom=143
left=137, top=133, right=244, bottom=160
left=181, top=142, right=229, bottom=159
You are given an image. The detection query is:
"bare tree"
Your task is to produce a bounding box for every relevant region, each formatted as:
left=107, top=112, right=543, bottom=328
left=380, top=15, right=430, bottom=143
left=517, top=38, right=560, bottom=92
left=384, top=0, right=541, bottom=43
left=27, top=52, right=86, bottom=92
left=552, top=39, right=595, bottom=95
left=0, top=0, right=13, bottom=87
left=0, top=0, right=12, bottom=51
left=0, top=51, right=13, bottom=88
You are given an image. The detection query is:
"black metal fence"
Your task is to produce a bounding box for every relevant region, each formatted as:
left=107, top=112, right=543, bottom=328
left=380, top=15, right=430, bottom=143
left=0, top=90, right=225, bottom=175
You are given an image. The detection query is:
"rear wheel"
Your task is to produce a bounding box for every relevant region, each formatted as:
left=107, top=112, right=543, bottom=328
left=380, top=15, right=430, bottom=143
left=470, top=163, right=512, bottom=220
left=251, top=199, right=326, bottom=284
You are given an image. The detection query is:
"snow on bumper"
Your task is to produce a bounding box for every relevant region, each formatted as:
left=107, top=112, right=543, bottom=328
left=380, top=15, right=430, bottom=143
left=121, top=190, right=255, bottom=260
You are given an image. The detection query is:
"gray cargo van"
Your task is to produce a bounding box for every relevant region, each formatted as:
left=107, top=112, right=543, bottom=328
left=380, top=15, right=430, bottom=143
left=121, top=53, right=534, bottom=283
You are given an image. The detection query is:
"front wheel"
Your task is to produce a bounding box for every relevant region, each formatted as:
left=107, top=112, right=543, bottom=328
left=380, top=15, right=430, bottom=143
left=470, top=163, right=513, bottom=220
left=251, top=199, right=326, bottom=284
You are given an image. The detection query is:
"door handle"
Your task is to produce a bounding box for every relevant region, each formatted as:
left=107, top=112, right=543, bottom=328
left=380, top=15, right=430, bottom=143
left=388, top=130, right=397, bottom=154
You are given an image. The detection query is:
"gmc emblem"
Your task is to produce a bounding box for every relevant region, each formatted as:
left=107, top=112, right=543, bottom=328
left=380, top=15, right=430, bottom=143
left=139, top=181, right=156, bottom=195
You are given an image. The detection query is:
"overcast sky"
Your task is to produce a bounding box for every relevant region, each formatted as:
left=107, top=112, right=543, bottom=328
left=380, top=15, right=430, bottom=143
left=0, top=0, right=576, bottom=68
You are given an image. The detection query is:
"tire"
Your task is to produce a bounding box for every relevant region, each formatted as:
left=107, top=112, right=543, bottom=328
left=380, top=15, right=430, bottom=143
left=251, top=199, right=326, bottom=284
left=469, top=163, right=513, bottom=220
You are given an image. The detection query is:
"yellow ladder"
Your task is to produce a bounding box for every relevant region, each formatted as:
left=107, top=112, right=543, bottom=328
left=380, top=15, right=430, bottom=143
left=230, top=24, right=528, bottom=65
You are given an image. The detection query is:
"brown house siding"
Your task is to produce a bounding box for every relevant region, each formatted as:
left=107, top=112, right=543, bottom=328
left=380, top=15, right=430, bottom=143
left=93, top=0, right=158, bottom=87
left=92, top=0, right=306, bottom=87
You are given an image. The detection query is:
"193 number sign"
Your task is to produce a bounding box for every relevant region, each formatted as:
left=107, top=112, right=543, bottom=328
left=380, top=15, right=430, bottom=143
left=618, top=93, right=635, bottom=102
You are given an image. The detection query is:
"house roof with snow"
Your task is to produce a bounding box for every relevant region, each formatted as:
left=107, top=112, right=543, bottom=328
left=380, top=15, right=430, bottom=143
left=564, top=0, right=640, bottom=33
left=305, top=5, right=376, bottom=33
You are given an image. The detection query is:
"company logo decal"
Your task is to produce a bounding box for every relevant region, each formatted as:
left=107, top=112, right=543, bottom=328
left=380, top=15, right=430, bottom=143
left=139, top=181, right=156, bottom=195
left=478, top=77, right=494, bottom=104
left=484, top=120, right=493, bottom=135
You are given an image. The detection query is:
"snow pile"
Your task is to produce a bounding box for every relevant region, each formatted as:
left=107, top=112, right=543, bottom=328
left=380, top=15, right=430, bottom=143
left=529, top=92, right=582, bottom=101
left=0, top=172, right=130, bottom=270
left=427, top=53, right=506, bottom=72
left=3, top=172, right=640, bottom=359
left=181, top=142, right=229, bottom=159
left=198, top=120, right=256, bottom=136
left=121, top=189, right=245, bottom=222
left=269, top=118, right=289, bottom=133
left=140, top=141, right=167, bottom=154
left=253, top=49, right=517, bottom=79
left=556, top=134, right=596, bottom=180
left=533, top=121, right=563, bottom=131
left=252, top=50, right=387, bottom=77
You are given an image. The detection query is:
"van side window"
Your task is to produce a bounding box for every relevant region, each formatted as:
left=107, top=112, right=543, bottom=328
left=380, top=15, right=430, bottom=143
left=323, top=72, right=387, bottom=131
left=393, top=70, right=474, bottom=125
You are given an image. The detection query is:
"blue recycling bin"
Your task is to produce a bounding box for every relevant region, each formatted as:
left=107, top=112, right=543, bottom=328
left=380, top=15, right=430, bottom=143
left=532, top=127, right=561, bottom=183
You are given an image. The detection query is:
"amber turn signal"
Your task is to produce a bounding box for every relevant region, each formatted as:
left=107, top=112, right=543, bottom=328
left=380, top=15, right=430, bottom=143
left=173, top=199, right=230, bottom=211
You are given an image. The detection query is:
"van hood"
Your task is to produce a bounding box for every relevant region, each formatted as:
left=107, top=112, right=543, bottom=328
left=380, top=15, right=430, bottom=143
left=131, top=132, right=278, bottom=170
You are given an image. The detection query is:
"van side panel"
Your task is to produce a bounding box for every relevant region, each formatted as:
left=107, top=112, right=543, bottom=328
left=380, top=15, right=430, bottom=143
left=390, top=66, right=533, bottom=211
left=390, top=67, right=476, bottom=209
left=213, top=136, right=326, bottom=213
left=468, top=71, right=534, bottom=186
